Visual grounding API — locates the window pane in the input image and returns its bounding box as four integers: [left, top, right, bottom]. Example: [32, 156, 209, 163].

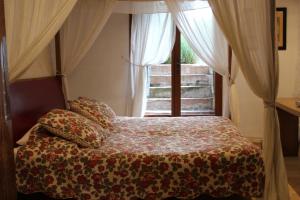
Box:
[146, 63, 172, 115]
[180, 35, 215, 115]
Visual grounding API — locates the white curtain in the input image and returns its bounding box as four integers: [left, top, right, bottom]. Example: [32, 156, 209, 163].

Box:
[4, 0, 77, 81]
[60, 0, 116, 99]
[131, 13, 175, 117]
[165, 0, 228, 77]
[208, 0, 289, 199]
[19, 44, 55, 79]
[229, 53, 240, 126]
[113, 1, 209, 14]
[165, 0, 230, 117]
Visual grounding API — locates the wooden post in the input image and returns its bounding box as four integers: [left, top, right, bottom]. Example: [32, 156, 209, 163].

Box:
[54, 31, 69, 108]
[171, 27, 181, 116]
[228, 45, 232, 79]
[214, 73, 222, 116]
[55, 31, 62, 76]
[228, 45, 232, 119]
[0, 0, 17, 199]
[129, 14, 132, 56]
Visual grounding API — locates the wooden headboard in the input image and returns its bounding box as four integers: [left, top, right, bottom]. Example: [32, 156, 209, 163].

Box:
[9, 76, 66, 144]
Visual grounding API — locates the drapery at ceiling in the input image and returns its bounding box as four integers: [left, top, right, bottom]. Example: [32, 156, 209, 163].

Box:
[4, 0, 77, 81]
[60, 0, 116, 99]
[3, 0, 289, 199]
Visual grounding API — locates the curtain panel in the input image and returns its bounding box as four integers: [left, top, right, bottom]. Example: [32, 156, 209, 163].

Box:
[229, 53, 240, 126]
[4, 0, 77, 81]
[113, 1, 209, 14]
[165, 0, 228, 77]
[130, 13, 175, 117]
[60, 0, 117, 99]
[165, 0, 230, 117]
[19, 45, 55, 80]
[208, 0, 289, 199]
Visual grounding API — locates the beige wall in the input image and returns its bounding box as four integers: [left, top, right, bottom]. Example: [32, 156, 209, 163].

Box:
[277, 0, 299, 97]
[68, 1, 300, 136]
[236, 0, 300, 138]
[68, 14, 130, 116]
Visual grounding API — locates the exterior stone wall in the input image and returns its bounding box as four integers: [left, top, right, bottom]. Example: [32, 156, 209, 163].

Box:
[146, 64, 214, 113]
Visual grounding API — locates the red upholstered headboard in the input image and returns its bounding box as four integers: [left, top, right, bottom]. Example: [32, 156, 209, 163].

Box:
[9, 76, 66, 145]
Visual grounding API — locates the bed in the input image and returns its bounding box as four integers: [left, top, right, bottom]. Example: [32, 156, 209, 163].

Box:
[10, 77, 264, 200]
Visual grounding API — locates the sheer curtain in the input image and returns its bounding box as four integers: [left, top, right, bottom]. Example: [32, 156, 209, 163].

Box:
[165, 0, 228, 77]
[113, 1, 209, 14]
[4, 0, 77, 81]
[165, 0, 229, 116]
[60, 0, 116, 99]
[209, 0, 289, 199]
[131, 13, 175, 117]
[229, 53, 240, 126]
[19, 45, 55, 79]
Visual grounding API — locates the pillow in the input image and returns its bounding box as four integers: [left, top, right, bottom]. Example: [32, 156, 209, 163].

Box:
[78, 97, 116, 120]
[19, 124, 54, 146]
[16, 124, 40, 145]
[69, 97, 116, 130]
[38, 109, 108, 148]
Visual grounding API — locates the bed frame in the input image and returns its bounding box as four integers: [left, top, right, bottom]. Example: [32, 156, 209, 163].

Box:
[0, 1, 16, 198]
[9, 76, 66, 200]
[9, 77, 249, 200]
[9, 77, 248, 200]
[10, 76, 66, 145]
[0, 1, 247, 199]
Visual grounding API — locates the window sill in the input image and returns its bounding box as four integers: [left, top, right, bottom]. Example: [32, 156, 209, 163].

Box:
[144, 110, 216, 117]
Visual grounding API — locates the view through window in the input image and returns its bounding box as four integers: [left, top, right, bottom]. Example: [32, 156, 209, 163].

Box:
[146, 35, 215, 116]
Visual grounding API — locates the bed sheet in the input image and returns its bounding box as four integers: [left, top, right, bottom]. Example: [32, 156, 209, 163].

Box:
[16, 116, 264, 199]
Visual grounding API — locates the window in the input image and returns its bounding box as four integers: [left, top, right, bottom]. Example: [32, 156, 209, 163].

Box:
[145, 28, 222, 116]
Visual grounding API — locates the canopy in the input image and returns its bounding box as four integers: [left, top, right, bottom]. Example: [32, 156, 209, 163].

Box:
[3, 1, 289, 199]
[113, 1, 209, 14]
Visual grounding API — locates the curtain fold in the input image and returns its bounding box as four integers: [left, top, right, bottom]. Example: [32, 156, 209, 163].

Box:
[165, 0, 231, 117]
[4, 0, 77, 81]
[229, 53, 240, 126]
[19, 44, 55, 79]
[208, 0, 289, 199]
[113, 1, 209, 14]
[60, 0, 117, 99]
[131, 13, 175, 117]
[165, 0, 228, 77]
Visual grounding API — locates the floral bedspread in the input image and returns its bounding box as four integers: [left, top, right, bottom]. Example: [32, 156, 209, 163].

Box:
[16, 116, 264, 200]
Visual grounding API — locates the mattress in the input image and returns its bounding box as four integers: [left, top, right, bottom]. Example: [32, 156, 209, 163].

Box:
[15, 116, 264, 199]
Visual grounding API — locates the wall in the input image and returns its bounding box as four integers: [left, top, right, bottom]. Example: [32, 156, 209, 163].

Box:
[68, 2, 299, 136]
[68, 14, 130, 116]
[236, 0, 300, 138]
[277, 0, 300, 97]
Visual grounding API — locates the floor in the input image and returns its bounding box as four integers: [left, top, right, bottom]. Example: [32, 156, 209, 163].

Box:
[285, 148, 300, 199]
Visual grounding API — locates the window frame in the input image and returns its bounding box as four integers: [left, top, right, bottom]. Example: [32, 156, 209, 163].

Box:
[144, 27, 222, 117]
[129, 16, 223, 117]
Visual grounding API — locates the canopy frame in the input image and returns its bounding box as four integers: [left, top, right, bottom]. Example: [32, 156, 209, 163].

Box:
[0, 1, 287, 199]
[0, 0, 16, 199]
[0, 0, 64, 197]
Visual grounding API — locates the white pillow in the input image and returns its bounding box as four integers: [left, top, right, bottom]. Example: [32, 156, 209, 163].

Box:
[16, 124, 39, 145]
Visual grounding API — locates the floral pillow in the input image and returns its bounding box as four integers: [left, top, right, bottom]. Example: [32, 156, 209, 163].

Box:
[38, 109, 108, 148]
[79, 97, 116, 120]
[24, 123, 56, 146]
[68, 97, 116, 130]
[16, 124, 41, 146]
